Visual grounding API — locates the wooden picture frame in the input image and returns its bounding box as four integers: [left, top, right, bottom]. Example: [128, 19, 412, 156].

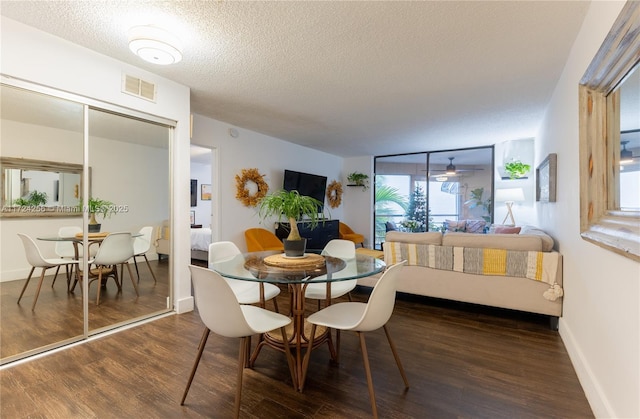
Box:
[201, 184, 211, 201]
[536, 153, 557, 202]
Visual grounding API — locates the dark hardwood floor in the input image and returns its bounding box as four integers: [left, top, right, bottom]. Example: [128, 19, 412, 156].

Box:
[1, 259, 170, 360]
[1, 281, 593, 418]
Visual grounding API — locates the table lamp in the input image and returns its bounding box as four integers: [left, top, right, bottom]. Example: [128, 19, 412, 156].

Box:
[495, 188, 525, 226]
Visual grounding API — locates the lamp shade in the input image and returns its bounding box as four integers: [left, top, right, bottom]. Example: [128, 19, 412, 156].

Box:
[495, 188, 525, 202]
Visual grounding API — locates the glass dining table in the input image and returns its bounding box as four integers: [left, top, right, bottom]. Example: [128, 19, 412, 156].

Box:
[209, 250, 385, 391]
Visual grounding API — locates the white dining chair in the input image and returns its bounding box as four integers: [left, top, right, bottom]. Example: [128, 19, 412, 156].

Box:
[304, 239, 358, 308]
[52, 226, 93, 290]
[76, 232, 139, 305]
[181, 265, 295, 418]
[301, 261, 409, 418]
[17, 233, 79, 311]
[131, 226, 157, 283]
[209, 241, 280, 312]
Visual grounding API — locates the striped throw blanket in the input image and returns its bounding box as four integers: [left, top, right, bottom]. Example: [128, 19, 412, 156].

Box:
[384, 242, 563, 301]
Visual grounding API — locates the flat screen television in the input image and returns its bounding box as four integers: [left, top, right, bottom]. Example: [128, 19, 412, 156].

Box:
[283, 169, 327, 211]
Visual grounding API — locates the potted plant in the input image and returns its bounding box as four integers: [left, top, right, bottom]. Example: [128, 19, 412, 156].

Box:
[86, 197, 116, 233]
[504, 160, 531, 179]
[347, 172, 369, 190]
[14, 190, 48, 207]
[257, 190, 325, 257]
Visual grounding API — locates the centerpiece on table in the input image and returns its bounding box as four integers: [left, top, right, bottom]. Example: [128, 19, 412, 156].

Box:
[86, 197, 116, 233]
[257, 190, 325, 257]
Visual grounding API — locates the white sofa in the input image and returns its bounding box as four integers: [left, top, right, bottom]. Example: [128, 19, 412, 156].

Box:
[357, 226, 563, 328]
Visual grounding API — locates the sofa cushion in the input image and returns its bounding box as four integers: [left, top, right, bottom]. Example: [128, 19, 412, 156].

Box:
[386, 231, 442, 245]
[443, 232, 543, 252]
[465, 219, 487, 234]
[494, 225, 521, 234]
[520, 225, 555, 251]
[444, 219, 466, 232]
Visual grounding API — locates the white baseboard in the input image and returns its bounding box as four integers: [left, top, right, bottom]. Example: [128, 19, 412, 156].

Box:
[560, 319, 614, 418]
[175, 296, 194, 314]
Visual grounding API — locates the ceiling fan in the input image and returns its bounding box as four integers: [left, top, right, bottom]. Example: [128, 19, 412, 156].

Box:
[429, 157, 485, 177]
[620, 141, 639, 164]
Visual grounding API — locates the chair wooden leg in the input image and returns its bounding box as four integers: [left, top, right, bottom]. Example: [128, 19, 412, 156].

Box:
[143, 255, 157, 283]
[279, 326, 297, 388]
[124, 263, 139, 296]
[300, 323, 317, 392]
[383, 324, 409, 388]
[96, 270, 103, 305]
[51, 265, 62, 287]
[235, 337, 246, 419]
[17, 267, 36, 304]
[133, 256, 141, 281]
[272, 296, 279, 313]
[181, 328, 210, 405]
[30, 268, 48, 311]
[358, 332, 378, 419]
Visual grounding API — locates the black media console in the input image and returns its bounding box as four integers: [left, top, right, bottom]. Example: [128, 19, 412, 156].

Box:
[274, 219, 340, 251]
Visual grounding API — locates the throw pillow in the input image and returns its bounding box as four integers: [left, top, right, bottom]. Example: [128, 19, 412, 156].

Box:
[465, 220, 487, 234]
[444, 219, 466, 232]
[494, 226, 521, 234]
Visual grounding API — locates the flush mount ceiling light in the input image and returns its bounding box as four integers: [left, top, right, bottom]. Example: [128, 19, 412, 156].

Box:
[128, 25, 182, 65]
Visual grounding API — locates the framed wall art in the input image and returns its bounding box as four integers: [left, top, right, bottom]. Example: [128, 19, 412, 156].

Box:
[536, 153, 557, 202]
[201, 184, 211, 201]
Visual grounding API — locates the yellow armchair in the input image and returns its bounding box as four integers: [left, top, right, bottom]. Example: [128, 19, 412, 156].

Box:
[339, 222, 365, 247]
[244, 228, 285, 252]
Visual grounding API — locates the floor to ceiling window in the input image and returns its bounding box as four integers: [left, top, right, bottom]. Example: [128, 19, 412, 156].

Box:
[374, 146, 494, 249]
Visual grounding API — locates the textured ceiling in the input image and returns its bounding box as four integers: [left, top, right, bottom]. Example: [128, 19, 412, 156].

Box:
[0, 1, 590, 158]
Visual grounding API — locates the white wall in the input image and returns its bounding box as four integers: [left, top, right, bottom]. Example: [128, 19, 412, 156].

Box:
[343, 156, 375, 247]
[190, 115, 344, 251]
[1, 17, 193, 313]
[535, 2, 639, 417]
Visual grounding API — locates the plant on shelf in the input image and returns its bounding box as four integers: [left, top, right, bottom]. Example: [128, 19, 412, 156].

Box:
[14, 190, 48, 207]
[347, 172, 369, 190]
[257, 190, 325, 256]
[85, 197, 116, 232]
[504, 160, 531, 179]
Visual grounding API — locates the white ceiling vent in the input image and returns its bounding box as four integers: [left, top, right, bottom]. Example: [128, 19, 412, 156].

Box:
[122, 74, 156, 102]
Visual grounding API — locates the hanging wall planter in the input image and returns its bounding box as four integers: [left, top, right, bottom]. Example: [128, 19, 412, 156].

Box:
[346, 172, 369, 190]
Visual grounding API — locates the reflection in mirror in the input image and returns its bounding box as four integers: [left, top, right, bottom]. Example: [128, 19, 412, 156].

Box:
[0, 84, 85, 362]
[87, 107, 171, 334]
[618, 63, 640, 210]
[578, 1, 640, 261]
[1, 157, 83, 216]
[374, 147, 493, 249]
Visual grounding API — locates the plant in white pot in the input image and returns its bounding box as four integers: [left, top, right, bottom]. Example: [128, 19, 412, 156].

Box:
[257, 190, 325, 257]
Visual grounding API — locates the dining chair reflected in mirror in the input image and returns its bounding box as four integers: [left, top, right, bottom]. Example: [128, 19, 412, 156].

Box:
[181, 265, 295, 418]
[75, 232, 138, 305]
[52, 226, 81, 290]
[209, 241, 280, 312]
[17, 233, 79, 311]
[301, 261, 409, 418]
[131, 226, 157, 283]
[304, 239, 357, 309]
